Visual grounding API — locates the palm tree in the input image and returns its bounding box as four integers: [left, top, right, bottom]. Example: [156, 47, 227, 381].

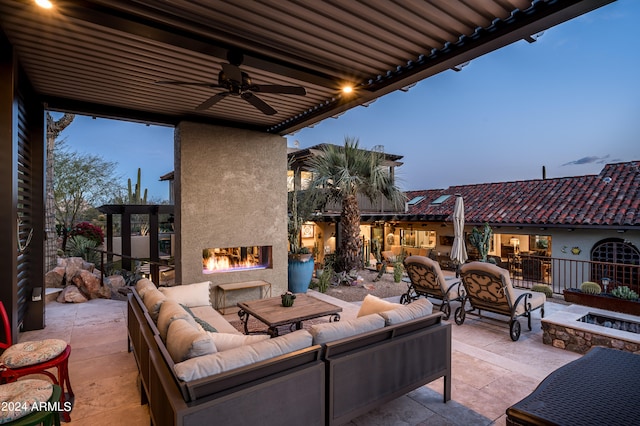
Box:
[308, 137, 405, 272]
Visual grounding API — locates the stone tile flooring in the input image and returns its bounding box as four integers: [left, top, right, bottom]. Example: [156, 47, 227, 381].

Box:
[19, 292, 580, 425]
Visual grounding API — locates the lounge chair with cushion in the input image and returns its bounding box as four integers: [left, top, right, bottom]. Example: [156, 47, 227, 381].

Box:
[456, 261, 545, 341]
[402, 255, 464, 320]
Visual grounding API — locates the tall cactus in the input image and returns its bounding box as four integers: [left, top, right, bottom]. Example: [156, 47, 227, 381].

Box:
[127, 168, 148, 204]
[469, 223, 492, 262]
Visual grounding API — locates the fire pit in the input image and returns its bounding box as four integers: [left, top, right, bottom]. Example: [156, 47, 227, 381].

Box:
[542, 304, 640, 354]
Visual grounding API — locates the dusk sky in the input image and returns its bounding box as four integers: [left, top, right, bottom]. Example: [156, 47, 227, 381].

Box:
[55, 0, 639, 201]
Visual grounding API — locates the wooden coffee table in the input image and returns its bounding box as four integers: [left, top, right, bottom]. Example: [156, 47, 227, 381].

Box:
[237, 294, 342, 337]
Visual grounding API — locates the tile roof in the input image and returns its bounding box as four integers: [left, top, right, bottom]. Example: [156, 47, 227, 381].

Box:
[404, 161, 640, 227]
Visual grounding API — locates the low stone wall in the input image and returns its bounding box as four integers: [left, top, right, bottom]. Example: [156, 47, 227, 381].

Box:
[542, 322, 640, 354]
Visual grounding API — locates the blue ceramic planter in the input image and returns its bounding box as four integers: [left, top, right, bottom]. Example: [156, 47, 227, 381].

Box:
[288, 257, 314, 293]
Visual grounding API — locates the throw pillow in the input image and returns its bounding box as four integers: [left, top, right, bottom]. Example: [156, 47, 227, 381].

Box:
[357, 294, 401, 317]
[206, 332, 270, 351]
[309, 314, 385, 345]
[158, 281, 211, 307]
[379, 298, 434, 326]
[166, 318, 217, 363]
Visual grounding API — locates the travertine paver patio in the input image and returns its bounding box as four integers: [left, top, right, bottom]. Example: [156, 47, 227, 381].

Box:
[19, 291, 579, 425]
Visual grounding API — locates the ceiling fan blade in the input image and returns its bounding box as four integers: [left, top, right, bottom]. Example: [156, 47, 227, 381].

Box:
[156, 80, 221, 88]
[251, 85, 306, 95]
[241, 92, 277, 115]
[195, 92, 230, 111]
[221, 63, 243, 83]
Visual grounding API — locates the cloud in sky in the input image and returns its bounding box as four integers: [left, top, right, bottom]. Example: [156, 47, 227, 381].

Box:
[561, 155, 611, 166]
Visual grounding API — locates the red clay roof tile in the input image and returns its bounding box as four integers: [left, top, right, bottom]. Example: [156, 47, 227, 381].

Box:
[404, 161, 640, 227]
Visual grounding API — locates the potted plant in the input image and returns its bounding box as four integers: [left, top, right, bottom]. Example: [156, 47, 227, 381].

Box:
[287, 190, 315, 293]
[281, 291, 296, 307]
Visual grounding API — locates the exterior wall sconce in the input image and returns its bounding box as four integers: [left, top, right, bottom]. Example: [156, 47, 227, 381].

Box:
[601, 277, 610, 293]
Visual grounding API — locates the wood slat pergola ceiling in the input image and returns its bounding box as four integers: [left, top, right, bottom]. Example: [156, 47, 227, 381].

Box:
[0, 0, 614, 135]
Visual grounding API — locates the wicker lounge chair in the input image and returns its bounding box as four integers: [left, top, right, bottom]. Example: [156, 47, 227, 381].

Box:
[402, 255, 464, 320]
[456, 261, 545, 341]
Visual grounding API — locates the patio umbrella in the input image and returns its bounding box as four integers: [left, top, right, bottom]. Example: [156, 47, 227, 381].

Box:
[450, 194, 468, 276]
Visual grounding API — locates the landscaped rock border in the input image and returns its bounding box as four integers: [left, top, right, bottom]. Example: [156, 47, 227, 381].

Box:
[47, 256, 128, 302]
[542, 322, 640, 354]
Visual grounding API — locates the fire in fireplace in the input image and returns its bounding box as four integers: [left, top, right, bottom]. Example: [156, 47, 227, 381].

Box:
[203, 246, 272, 274]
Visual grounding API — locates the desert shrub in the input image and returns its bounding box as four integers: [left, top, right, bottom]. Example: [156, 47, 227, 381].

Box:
[66, 235, 100, 264]
[70, 221, 104, 245]
[580, 281, 601, 295]
[531, 284, 553, 298]
[393, 260, 404, 283]
[316, 266, 333, 293]
[611, 286, 639, 301]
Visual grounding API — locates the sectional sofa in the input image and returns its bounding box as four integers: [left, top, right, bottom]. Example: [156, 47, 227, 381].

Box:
[127, 280, 451, 426]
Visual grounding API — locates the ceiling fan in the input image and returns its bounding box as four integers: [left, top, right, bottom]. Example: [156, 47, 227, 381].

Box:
[156, 50, 306, 115]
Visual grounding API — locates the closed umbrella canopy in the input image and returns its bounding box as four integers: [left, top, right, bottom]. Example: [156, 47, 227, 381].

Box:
[450, 195, 468, 271]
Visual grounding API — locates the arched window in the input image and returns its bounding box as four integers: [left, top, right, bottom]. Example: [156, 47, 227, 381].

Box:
[590, 238, 640, 287]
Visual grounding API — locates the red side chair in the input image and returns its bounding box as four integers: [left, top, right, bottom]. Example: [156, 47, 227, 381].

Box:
[0, 301, 73, 422]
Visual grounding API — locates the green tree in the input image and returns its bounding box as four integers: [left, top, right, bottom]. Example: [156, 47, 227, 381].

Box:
[54, 141, 123, 250]
[307, 137, 405, 272]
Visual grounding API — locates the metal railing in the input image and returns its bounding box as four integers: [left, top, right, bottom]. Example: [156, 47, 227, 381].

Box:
[508, 254, 640, 295]
[88, 248, 172, 287]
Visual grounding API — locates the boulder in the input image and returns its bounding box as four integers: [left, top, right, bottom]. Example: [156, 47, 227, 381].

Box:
[82, 260, 95, 272]
[64, 257, 86, 280]
[71, 269, 110, 299]
[45, 266, 65, 288]
[56, 285, 88, 303]
[105, 275, 126, 290]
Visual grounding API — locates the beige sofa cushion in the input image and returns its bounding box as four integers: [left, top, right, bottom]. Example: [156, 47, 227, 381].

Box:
[309, 314, 385, 345]
[166, 318, 217, 363]
[190, 306, 240, 335]
[357, 294, 401, 317]
[157, 299, 194, 341]
[379, 298, 434, 325]
[207, 332, 270, 351]
[158, 281, 211, 307]
[174, 330, 312, 382]
[135, 278, 156, 298]
[143, 288, 166, 321]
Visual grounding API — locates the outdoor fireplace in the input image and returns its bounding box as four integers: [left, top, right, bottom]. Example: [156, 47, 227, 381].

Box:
[175, 123, 286, 290]
[203, 246, 272, 274]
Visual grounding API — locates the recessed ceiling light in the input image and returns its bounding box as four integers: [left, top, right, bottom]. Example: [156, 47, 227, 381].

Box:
[342, 85, 353, 94]
[35, 0, 53, 9]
